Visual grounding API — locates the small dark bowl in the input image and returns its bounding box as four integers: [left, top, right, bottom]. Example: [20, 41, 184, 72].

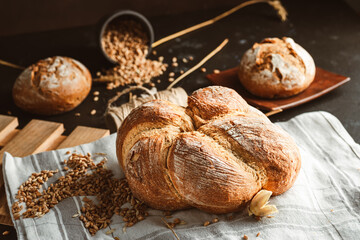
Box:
[98, 10, 154, 64]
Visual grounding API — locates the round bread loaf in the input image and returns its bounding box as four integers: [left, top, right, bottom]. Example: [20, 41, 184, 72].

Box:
[238, 37, 316, 99]
[13, 56, 92, 115]
[116, 86, 301, 214]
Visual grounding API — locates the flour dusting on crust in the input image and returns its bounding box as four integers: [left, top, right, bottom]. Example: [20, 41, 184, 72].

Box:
[12, 56, 91, 115]
[238, 37, 316, 98]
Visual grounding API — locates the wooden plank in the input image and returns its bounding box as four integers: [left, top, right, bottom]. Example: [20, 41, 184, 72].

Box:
[0, 119, 64, 185]
[47, 135, 66, 150]
[0, 185, 12, 226]
[0, 129, 19, 147]
[0, 119, 64, 225]
[56, 126, 109, 149]
[0, 214, 12, 226]
[0, 115, 19, 226]
[0, 115, 18, 147]
[0, 119, 64, 166]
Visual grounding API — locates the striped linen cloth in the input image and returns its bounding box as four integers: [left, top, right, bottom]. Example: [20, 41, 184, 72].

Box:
[3, 111, 360, 240]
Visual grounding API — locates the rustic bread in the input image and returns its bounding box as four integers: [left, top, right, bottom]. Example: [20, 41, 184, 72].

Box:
[13, 56, 92, 115]
[238, 37, 316, 99]
[116, 86, 301, 214]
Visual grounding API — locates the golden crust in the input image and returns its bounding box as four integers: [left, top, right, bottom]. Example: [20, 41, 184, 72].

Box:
[199, 114, 301, 195]
[187, 86, 248, 127]
[238, 37, 316, 99]
[116, 100, 195, 169]
[125, 134, 190, 210]
[116, 86, 301, 214]
[12, 56, 91, 115]
[168, 131, 260, 214]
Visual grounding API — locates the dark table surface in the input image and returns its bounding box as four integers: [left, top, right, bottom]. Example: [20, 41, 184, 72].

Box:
[1, 0, 359, 238]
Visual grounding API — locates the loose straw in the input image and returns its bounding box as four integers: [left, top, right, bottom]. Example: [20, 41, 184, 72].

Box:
[160, 217, 180, 240]
[0, 59, 25, 70]
[265, 108, 283, 117]
[152, 0, 287, 48]
[107, 86, 154, 107]
[167, 38, 229, 90]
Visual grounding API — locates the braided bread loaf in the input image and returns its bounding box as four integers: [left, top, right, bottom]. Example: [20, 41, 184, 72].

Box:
[116, 86, 301, 214]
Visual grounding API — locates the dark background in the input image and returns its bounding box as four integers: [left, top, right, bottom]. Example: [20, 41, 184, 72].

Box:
[1, 0, 360, 36]
[1, 0, 360, 238]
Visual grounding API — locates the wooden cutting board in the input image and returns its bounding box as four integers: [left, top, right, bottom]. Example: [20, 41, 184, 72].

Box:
[0, 114, 110, 226]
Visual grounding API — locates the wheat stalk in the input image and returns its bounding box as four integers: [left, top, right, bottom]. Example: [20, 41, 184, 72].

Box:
[160, 217, 180, 240]
[167, 39, 229, 90]
[265, 108, 283, 117]
[152, 0, 287, 48]
[107, 86, 155, 107]
[0, 59, 25, 70]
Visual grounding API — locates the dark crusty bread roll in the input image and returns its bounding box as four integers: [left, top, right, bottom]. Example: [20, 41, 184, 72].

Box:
[13, 56, 92, 115]
[238, 37, 316, 99]
[116, 86, 301, 214]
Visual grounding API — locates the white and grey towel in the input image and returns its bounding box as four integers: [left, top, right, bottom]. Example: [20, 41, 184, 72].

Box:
[3, 111, 360, 240]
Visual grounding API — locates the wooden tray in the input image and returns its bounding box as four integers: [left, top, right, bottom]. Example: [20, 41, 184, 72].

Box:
[206, 67, 350, 111]
[0, 114, 110, 226]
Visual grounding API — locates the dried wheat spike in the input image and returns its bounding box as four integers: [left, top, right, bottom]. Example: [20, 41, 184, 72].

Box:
[248, 190, 278, 217]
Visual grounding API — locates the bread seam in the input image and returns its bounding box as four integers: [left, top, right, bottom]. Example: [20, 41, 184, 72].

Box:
[198, 123, 268, 188]
[166, 132, 260, 212]
[163, 140, 188, 204]
[184, 104, 263, 187]
[121, 126, 179, 168]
